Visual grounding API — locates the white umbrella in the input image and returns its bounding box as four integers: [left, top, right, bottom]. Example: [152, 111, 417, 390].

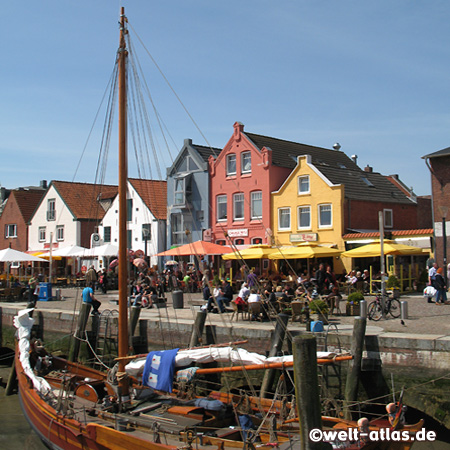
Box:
[0, 248, 47, 262]
[73, 243, 119, 257]
[49, 245, 88, 257]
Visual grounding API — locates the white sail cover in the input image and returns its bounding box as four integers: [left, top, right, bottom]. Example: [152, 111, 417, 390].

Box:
[125, 346, 339, 377]
[13, 309, 53, 395]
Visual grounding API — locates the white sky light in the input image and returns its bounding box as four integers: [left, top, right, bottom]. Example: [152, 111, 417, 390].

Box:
[2, 1, 450, 196]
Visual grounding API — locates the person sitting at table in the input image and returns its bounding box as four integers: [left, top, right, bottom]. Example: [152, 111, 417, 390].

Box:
[324, 284, 342, 315]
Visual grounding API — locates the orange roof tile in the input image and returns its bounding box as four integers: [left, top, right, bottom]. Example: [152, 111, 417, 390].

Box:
[129, 178, 167, 220]
[343, 229, 434, 240]
[52, 181, 118, 220]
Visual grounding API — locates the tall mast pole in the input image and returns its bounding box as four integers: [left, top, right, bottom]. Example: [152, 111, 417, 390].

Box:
[118, 6, 129, 399]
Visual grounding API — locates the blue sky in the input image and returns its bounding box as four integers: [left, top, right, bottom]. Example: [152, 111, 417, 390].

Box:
[2, 1, 450, 196]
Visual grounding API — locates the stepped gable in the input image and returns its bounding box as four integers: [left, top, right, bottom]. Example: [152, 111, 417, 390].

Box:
[245, 131, 411, 205]
[128, 178, 167, 220]
[52, 181, 118, 220]
[13, 189, 46, 222]
[192, 143, 221, 162]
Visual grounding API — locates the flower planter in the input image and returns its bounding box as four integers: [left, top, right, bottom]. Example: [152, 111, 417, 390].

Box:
[346, 304, 360, 316]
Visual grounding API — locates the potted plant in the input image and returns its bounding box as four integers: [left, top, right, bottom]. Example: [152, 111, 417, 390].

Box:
[346, 291, 364, 316]
[309, 299, 329, 324]
[386, 275, 401, 298]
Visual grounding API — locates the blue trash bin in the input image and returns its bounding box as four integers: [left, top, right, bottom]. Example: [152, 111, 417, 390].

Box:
[37, 283, 52, 301]
[310, 320, 324, 332]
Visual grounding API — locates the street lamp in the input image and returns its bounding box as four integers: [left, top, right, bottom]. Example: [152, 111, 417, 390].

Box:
[439, 205, 448, 285]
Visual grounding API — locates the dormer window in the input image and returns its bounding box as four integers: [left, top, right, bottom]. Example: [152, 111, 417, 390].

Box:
[227, 154, 236, 176]
[241, 152, 251, 174]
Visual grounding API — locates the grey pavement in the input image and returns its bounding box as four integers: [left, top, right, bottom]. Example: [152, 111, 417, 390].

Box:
[5, 287, 450, 338]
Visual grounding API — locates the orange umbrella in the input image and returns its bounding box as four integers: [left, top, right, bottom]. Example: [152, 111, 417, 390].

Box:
[156, 240, 232, 257]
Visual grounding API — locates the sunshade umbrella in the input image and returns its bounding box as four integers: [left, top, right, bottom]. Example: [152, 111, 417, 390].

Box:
[49, 245, 87, 257]
[0, 248, 47, 262]
[156, 240, 232, 257]
[341, 240, 425, 258]
[133, 258, 147, 270]
[222, 244, 279, 260]
[268, 243, 342, 260]
[109, 259, 119, 269]
[72, 243, 119, 257]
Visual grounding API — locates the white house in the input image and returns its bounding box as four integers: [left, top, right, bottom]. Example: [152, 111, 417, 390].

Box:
[98, 178, 167, 268]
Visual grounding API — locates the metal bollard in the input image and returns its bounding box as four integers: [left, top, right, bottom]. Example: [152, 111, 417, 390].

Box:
[401, 300, 408, 320]
[359, 299, 367, 318]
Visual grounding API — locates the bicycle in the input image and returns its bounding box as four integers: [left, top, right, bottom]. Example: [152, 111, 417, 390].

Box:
[368, 294, 401, 321]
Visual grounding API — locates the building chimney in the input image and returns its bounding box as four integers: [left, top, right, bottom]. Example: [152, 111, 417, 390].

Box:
[351, 155, 358, 165]
[40, 180, 48, 189]
[364, 165, 373, 173]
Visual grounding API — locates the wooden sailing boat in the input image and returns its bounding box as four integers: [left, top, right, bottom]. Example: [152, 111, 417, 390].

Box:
[13, 8, 423, 450]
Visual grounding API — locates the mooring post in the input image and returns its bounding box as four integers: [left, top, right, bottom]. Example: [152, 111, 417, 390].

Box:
[129, 306, 141, 336]
[344, 317, 367, 420]
[69, 303, 91, 362]
[189, 310, 207, 347]
[293, 334, 332, 450]
[260, 313, 289, 398]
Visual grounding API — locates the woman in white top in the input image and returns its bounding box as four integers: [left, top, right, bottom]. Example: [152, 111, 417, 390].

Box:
[247, 289, 261, 303]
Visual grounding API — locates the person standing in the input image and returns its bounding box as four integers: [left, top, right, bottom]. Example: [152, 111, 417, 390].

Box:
[28, 273, 39, 306]
[82, 285, 101, 315]
[85, 265, 98, 291]
[434, 268, 447, 305]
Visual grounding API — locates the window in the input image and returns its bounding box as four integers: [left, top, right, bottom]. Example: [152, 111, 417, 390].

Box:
[127, 230, 132, 248]
[241, 152, 251, 174]
[104, 226, 111, 243]
[235, 239, 245, 246]
[5, 224, 17, 238]
[171, 214, 192, 245]
[56, 225, 64, 241]
[174, 178, 185, 205]
[298, 206, 311, 229]
[384, 209, 393, 228]
[217, 195, 227, 221]
[47, 199, 56, 221]
[278, 208, 291, 230]
[39, 227, 46, 242]
[216, 240, 226, 245]
[127, 199, 133, 222]
[298, 175, 310, 194]
[142, 223, 151, 241]
[233, 193, 244, 221]
[226, 154, 236, 176]
[318, 204, 332, 228]
[251, 191, 262, 219]
[252, 237, 263, 245]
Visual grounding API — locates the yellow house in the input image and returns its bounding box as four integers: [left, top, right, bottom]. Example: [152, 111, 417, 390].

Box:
[271, 155, 345, 272]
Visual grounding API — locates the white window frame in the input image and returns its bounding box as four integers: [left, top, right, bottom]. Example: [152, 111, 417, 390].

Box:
[251, 191, 262, 220]
[174, 178, 185, 206]
[38, 227, 46, 242]
[384, 209, 393, 228]
[226, 154, 236, 176]
[233, 193, 244, 221]
[278, 207, 291, 231]
[217, 195, 227, 222]
[56, 225, 64, 241]
[297, 205, 311, 230]
[318, 204, 332, 228]
[298, 175, 310, 195]
[47, 198, 56, 221]
[241, 151, 251, 174]
[5, 224, 17, 238]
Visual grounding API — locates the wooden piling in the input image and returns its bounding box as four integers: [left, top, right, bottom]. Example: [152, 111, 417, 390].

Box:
[260, 313, 289, 398]
[129, 306, 141, 337]
[189, 311, 207, 347]
[293, 334, 331, 450]
[344, 317, 367, 420]
[69, 303, 91, 362]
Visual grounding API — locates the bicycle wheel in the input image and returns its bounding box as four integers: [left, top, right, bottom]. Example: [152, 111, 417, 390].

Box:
[389, 299, 401, 318]
[368, 300, 382, 321]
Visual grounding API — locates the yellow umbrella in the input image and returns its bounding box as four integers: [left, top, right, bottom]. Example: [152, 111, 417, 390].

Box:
[222, 244, 280, 260]
[268, 243, 342, 260]
[341, 240, 425, 258]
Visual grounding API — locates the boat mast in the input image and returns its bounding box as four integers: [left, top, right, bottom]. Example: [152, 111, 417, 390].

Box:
[118, 6, 129, 398]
